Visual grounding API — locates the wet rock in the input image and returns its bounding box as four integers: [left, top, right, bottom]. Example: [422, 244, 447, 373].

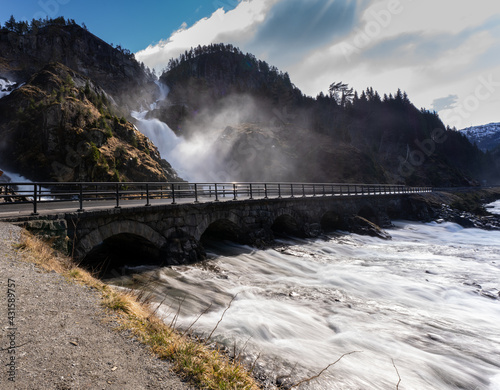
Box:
[480, 290, 499, 300]
[344, 216, 392, 240]
[453, 215, 476, 228]
[304, 223, 322, 238]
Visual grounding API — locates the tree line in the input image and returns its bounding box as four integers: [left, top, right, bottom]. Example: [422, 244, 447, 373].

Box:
[0, 15, 86, 35]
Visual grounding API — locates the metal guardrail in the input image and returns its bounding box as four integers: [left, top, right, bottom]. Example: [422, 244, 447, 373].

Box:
[0, 182, 432, 216]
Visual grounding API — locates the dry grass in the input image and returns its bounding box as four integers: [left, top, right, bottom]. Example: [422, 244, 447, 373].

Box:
[15, 230, 261, 390]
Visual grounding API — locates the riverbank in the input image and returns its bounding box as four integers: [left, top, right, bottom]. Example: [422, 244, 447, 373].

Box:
[403, 187, 500, 229]
[0, 223, 259, 390]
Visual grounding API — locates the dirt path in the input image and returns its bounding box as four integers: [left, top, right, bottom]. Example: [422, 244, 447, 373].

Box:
[0, 222, 195, 390]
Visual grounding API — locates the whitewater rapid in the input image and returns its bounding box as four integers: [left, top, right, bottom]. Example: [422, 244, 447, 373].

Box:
[488, 200, 500, 215]
[109, 218, 500, 389]
[0, 78, 17, 99]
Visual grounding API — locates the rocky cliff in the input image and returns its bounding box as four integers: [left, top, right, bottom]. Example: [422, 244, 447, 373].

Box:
[0, 21, 157, 110]
[0, 19, 180, 183]
[0, 62, 178, 182]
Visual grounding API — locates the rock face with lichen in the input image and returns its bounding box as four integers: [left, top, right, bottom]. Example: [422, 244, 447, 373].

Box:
[0, 20, 180, 182]
[0, 63, 178, 182]
[0, 22, 157, 110]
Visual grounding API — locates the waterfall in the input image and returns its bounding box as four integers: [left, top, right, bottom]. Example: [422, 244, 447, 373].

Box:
[131, 83, 227, 182]
[0, 78, 17, 99]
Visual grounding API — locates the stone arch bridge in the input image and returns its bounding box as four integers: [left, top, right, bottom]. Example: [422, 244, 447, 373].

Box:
[2, 181, 430, 268]
[67, 194, 409, 266]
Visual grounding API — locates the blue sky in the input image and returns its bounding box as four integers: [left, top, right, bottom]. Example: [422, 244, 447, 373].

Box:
[0, 0, 239, 52]
[2, 0, 500, 128]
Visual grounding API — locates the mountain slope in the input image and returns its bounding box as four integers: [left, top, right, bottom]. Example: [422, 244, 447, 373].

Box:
[460, 123, 500, 152]
[1, 20, 496, 186]
[154, 44, 493, 186]
[0, 18, 157, 110]
[0, 18, 180, 183]
[0, 62, 178, 182]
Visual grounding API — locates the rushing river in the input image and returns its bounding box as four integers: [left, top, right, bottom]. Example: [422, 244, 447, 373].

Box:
[109, 212, 500, 389]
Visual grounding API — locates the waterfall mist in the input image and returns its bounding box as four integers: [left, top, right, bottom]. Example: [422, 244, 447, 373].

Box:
[132, 84, 301, 182]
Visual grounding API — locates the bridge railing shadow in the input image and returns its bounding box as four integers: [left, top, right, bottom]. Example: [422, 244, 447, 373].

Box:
[0, 181, 432, 216]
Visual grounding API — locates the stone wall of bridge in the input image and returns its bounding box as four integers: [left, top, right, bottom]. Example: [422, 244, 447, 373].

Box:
[62, 194, 406, 267]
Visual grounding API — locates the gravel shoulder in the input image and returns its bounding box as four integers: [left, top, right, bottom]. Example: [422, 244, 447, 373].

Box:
[0, 222, 195, 390]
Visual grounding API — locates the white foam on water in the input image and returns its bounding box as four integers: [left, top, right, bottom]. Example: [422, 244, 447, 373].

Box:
[487, 200, 500, 215]
[113, 221, 500, 389]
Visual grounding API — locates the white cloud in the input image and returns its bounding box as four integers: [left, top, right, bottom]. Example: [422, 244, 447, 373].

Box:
[135, 0, 277, 72]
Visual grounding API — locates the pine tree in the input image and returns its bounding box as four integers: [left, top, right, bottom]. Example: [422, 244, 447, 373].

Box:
[5, 15, 16, 31]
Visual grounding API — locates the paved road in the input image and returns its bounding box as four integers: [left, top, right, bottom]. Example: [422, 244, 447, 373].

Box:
[0, 188, 426, 220]
[0, 194, 246, 219]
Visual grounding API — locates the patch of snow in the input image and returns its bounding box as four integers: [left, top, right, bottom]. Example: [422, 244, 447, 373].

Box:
[460, 122, 500, 151]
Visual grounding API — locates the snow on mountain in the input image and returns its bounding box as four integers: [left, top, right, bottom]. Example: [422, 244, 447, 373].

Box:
[460, 122, 500, 152]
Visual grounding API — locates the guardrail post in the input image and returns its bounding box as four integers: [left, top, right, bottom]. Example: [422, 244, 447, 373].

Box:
[77, 183, 84, 212]
[233, 184, 237, 200]
[171, 183, 176, 204]
[339, 185, 343, 196]
[115, 184, 121, 209]
[145, 184, 151, 206]
[214, 184, 219, 202]
[249, 184, 253, 200]
[312, 184, 316, 197]
[264, 184, 268, 199]
[290, 184, 294, 198]
[32, 184, 39, 215]
[194, 184, 199, 203]
[323, 185, 326, 196]
[302, 184, 306, 197]
[278, 184, 281, 198]
[170, 183, 176, 204]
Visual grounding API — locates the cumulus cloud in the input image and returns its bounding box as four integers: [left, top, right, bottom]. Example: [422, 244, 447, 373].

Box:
[135, 0, 278, 72]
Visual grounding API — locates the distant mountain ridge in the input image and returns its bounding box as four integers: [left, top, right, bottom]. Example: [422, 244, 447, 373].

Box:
[460, 123, 500, 152]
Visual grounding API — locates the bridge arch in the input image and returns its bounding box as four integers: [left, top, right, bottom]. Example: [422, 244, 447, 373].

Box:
[76, 221, 168, 275]
[271, 210, 305, 237]
[320, 211, 343, 231]
[201, 218, 247, 244]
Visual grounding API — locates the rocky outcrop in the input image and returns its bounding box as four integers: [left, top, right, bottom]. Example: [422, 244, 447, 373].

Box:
[342, 216, 392, 240]
[0, 23, 157, 110]
[401, 188, 500, 229]
[0, 63, 179, 182]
